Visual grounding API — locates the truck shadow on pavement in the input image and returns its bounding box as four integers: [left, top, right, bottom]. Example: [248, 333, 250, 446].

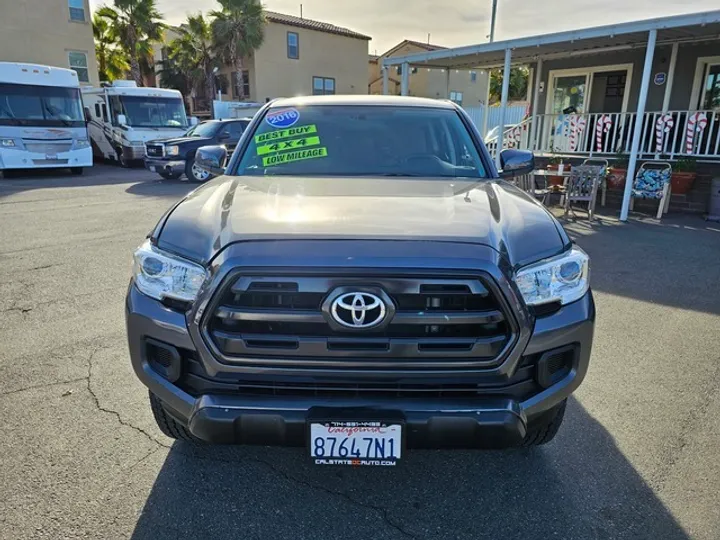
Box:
[562, 215, 720, 315]
[130, 398, 689, 540]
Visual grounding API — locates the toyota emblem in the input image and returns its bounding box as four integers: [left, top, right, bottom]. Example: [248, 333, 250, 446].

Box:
[330, 292, 387, 329]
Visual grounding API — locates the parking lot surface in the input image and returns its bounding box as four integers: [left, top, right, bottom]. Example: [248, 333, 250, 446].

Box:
[1, 165, 719, 539]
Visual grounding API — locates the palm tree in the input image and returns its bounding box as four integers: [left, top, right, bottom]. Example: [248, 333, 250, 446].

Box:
[93, 13, 129, 82]
[96, 0, 164, 86]
[211, 0, 265, 100]
[169, 14, 219, 101]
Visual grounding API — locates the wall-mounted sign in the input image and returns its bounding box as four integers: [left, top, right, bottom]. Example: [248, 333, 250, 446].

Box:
[654, 72, 667, 86]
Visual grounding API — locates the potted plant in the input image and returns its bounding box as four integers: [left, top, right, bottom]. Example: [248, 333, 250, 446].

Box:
[546, 152, 566, 187]
[671, 157, 697, 195]
[607, 151, 629, 190]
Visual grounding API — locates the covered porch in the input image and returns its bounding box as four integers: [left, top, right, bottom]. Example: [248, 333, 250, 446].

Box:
[381, 10, 720, 220]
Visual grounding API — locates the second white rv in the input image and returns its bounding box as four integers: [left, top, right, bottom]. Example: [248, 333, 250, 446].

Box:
[82, 81, 195, 166]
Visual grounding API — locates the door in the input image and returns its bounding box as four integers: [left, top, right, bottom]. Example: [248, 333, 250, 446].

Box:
[550, 74, 589, 115]
[218, 121, 247, 153]
[699, 63, 720, 111]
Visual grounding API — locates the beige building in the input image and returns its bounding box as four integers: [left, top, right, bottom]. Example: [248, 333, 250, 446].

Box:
[369, 40, 489, 107]
[0, 0, 99, 86]
[160, 11, 370, 113]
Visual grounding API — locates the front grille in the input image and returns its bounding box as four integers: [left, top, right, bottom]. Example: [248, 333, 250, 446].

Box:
[145, 144, 164, 157]
[178, 354, 540, 400]
[23, 140, 73, 154]
[204, 274, 515, 368]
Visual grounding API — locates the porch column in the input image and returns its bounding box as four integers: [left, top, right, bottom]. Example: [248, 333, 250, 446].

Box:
[382, 63, 389, 95]
[529, 58, 543, 151]
[620, 29, 657, 221]
[496, 48, 512, 168]
[661, 42, 678, 112]
[400, 62, 410, 96]
[446, 69, 451, 99]
[481, 70, 491, 137]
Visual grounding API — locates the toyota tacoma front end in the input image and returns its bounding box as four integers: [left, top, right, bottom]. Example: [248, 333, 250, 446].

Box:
[126, 96, 594, 465]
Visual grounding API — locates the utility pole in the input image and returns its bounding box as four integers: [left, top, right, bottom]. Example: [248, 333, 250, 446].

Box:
[489, 0, 498, 42]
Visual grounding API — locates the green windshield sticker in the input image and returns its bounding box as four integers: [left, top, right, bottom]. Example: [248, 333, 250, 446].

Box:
[256, 136, 321, 156]
[254, 124, 317, 144]
[262, 147, 328, 167]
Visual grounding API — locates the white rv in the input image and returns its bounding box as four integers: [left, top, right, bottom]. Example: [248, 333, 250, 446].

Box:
[0, 62, 92, 176]
[82, 81, 196, 166]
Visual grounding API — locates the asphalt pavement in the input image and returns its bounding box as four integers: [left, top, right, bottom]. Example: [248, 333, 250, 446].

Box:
[1, 164, 719, 539]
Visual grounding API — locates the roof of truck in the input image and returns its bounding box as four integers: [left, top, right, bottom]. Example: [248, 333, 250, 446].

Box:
[269, 95, 456, 109]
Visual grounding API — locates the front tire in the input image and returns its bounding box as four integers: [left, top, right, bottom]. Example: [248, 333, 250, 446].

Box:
[149, 391, 199, 442]
[185, 157, 213, 182]
[117, 147, 130, 168]
[521, 399, 567, 446]
[70, 167, 84, 175]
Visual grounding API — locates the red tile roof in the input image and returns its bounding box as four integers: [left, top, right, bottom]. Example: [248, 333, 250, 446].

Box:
[265, 11, 371, 41]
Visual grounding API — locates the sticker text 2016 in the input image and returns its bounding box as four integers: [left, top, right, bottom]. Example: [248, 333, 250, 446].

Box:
[262, 147, 328, 166]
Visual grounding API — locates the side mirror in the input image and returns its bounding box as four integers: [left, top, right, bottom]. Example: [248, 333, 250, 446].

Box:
[189, 116, 199, 126]
[84, 107, 91, 123]
[195, 145, 227, 176]
[498, 149, 535, 179]
[117, 114, 127, 126]
[218, 131, 230, 141]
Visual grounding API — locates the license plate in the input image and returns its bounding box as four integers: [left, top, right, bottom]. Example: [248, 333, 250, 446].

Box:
[310, 421, 402, 466]
[149, 166, 156, 172]
[46, 154, 57, 160]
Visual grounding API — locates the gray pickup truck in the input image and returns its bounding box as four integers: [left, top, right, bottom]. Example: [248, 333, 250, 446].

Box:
[126, 95, 594, 466]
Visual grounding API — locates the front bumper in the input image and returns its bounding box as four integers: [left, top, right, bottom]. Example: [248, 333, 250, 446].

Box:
[126, 283, 595, 447]
[0, 148, 92, 170]
[144, 158, 186, 176]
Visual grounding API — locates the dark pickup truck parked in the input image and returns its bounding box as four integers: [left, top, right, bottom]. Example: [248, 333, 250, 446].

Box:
[144, 118, 250, 181]
[127, 96, 594, 466]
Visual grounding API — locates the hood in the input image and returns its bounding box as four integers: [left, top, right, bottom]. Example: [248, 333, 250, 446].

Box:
[156, 176, 570, 267]
[147, 136, 211, 146]
[125, 127, 187, 143]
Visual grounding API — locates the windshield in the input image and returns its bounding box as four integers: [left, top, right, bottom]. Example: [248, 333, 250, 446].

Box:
[0, 83, 84, 127]
[185, 121, 220, 138]
[114, 96, 187, 128]
[236, 105, 486, 178]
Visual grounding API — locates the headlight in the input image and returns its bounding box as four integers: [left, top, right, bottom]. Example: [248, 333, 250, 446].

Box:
[132, 240, 207, 302]
[514, 246, 589, 306]
[1, 138, 16, 147]
[165, 145, 179, 156]
[74, 138, 90, 149]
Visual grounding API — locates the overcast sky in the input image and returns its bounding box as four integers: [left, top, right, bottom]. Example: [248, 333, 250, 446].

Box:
[88, 1, 719, 54]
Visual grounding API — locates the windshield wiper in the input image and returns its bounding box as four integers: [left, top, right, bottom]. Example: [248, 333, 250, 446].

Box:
[43, 104, 72, 126]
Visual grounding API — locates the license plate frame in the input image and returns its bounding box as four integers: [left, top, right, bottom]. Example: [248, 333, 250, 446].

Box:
[308, 419, 404, 467]
[149, 165, 156, 172]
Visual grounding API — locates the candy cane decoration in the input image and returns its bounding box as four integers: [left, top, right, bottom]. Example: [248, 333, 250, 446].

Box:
[655, 114, 674, 153]
[685, 111, 708, 154]
[569, 115, 587, 152]
[595, 115, 612, 152]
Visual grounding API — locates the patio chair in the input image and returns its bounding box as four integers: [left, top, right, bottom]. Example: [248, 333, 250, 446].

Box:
[514, 173, 551, 205]
[581, 158, 609, 206]
[563, 164, 605, 221]
[629, 161, 672, 220]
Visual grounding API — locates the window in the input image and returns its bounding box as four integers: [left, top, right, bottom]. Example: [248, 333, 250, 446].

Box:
[701, 63, 720, 111]
[312, 77, 335, 95]
[0, 83, 84, 127]
[109, 95, 187, 127]
[232, 70, 250, 99]
[237, 105, 486, 178]
[470, 71, 477, 83]
[68, 51, 89, 83]
[287, 32, 299, 59]
[449, 91, 463, 105]
[396, 66, 402, 76]
[94, 103, 101, 118]
[68, 0, 85, 21]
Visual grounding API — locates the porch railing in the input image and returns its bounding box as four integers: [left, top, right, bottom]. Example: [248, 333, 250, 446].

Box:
[487, 110, 720, 160]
